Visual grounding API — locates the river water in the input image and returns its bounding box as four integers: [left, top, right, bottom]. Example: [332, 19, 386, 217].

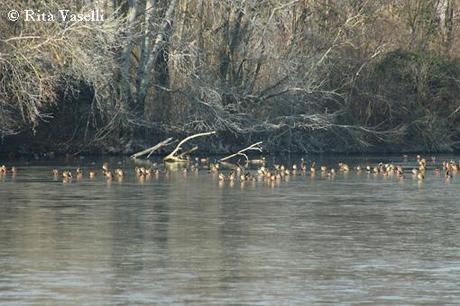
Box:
[1, 156, 460, 305]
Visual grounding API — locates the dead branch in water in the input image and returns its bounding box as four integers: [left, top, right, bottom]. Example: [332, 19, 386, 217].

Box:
[164, 131, 216, 162]
[130, 137, 175, 159]
[219, 142, 263, 162]
[178, 146, 198, 159]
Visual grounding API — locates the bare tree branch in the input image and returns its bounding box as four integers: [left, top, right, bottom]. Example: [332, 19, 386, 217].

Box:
[219, 141, 263, 162]
[164, 131, 216, 162]
[130, 137, 175, 159]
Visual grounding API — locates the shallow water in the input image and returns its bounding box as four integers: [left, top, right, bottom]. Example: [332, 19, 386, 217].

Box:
[1, 156, 460, 305]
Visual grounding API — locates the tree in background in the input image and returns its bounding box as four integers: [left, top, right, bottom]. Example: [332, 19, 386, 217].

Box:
[1, 0, 460, 153]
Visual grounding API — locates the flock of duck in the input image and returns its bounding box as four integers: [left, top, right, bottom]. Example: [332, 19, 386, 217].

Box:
[213, 155, 458, 183]
[0, 155, 459, 184]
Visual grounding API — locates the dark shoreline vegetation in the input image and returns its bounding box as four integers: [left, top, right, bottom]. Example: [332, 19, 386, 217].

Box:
[1, 1, 460, 156]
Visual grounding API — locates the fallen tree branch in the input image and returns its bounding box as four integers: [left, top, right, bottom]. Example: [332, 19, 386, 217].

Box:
[178, 146, 198, 159]
[164, 131, 216, 162]
[219, 141, 263, 162]
[130, 137, 175, 159]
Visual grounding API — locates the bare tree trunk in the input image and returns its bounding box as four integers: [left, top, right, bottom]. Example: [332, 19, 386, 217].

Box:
[136, 0, 178, 110]
[121, 0, 141, 103]
[436, 0, 455, 54]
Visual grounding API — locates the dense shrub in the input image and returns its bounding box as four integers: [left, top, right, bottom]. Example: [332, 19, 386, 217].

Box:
[349, 50, 460, 152]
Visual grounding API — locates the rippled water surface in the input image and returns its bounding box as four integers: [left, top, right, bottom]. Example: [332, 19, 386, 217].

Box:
[1, 156, 460, 305]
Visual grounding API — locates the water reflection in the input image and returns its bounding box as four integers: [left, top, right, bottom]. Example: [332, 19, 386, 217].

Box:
[0, 157, 460, 304]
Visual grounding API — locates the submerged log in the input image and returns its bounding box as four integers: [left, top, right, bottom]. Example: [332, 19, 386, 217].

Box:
[164, 131, 216, 162]
[130, 137, 175, 159]
[219, 142, 263, 163]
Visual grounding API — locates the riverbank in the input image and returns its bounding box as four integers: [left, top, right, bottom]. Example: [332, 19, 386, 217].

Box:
[2, 129, 460, 159]
[3, 49, 460, 156]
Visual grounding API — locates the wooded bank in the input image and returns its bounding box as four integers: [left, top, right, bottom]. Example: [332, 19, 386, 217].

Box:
[1, 0, 460, 154]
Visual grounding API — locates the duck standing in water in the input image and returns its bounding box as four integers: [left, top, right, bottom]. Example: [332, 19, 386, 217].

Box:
[445, 169, 453, 179]
[116, 169, 124, 178]
[102, 162, 109, 173]
[210, 163, 220, 173]
[76, 168, 83, 179]
[301, 158, 307, 172]
[62, 170, 72, 181]
[396, 166, 404, 178]
[310, 162, 316, 174]
[327, 169, 336, 177]
[89, 170, 97, 179]
[228, 170, 236, 181]
[417, 172, 425, 181]
[105, 170, 114, 180]
[418, 158, 427, 173]
[338, 163, 349, 172]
